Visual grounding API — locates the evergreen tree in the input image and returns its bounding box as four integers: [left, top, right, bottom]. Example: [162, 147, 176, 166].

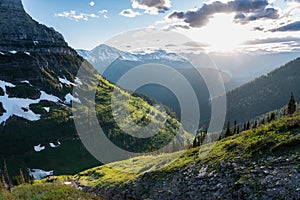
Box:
[243, 123, 247, 131]
[253, 121, 257, 129]
[192, 137, 197, 148]
[287, 93, 296, 115]
[2, 160, 12, 191]
[246, 121, 250, 130]
[19, 169, 25, 185]
[269, 112, 276, 122]
[224, 121, 232, 138]
[233, 120, 237, 134]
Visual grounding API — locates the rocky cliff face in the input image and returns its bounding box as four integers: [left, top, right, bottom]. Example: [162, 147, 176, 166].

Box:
[0, 0, 72, 54]
[0, 0, 94, 176]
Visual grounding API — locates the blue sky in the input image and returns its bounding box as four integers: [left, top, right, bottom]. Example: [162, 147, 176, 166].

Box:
[22, 0, 300, 53]
[22, 0, 197, 50]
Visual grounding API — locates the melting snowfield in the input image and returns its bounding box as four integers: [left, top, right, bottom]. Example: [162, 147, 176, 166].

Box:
[34, 144, 45, 152]
[0, 80, 60, 125]
[28, 168, 53, 180]
[0, 79, 83, 125]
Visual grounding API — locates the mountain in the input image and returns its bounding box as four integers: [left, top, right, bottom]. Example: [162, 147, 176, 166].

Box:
[76, 49, 90, 59]
[81, 45, 300, 128]
[0, 0, 188, 178]
[47, 110, 300, 199]
[226, 57, 300, 123]
[79, 46, 300, 90]
[81, 45, 234, 127]
[83, 44, 187, 73]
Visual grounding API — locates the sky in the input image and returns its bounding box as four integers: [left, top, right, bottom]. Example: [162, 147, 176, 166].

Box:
[22, 0, 300, 53]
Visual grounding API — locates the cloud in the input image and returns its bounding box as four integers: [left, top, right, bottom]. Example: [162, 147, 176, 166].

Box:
[252, 26, 264, 31]
[182, 41, 207, 47]
[99, 10, 108, 14]
[285, 0, 300, 2]
[55, 10, 99, 21]
[89, 1, 95, 7]
[132, 0, 171, 14]
[235, 8, 279, 23]
[270, 21, 300, 32]
[244, 36, 300, 45]
[99, 9, 109, 19]
[168, 0, 278, 28]
[119, 9, 141, 18]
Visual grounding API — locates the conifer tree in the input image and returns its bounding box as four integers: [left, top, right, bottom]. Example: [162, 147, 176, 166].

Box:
[19, 169, 25, 185]
[287, 93, 296, 115]
[246, 121, 250, 130]
[2, 160, 12, 191]
[224, 121, 232, 138]
[233, 120, 237, 134]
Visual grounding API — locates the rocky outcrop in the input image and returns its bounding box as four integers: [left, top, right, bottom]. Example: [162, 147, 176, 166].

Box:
[88, 153, 300, 200]
[0, 0, 73, 54]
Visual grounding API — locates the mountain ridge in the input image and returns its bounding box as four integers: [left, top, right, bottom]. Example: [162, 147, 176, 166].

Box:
[0, 0, 188, 178]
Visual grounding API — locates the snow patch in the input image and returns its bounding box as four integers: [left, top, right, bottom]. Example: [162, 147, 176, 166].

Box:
[0, 80, 61, 125]
[20, 80, 33, 86]
[58, 76, 76, 86]
[9, 50, 17, 54]
[75, 77, 83, 85]
[34, 144, 45, 152]
[49, 141, 61, 148]
[0, 52, 4, 55]
[24, 52, 30, 56]
[40, 91, 60, 103]
[0, 80, 15, 93]
[33, 41, 39, 45]
[64, 93, 81, 104]
[28, 169, 53, 180]
[43, 107, 50, 112]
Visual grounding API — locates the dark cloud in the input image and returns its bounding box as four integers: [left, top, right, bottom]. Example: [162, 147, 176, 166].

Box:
[252, 26, 264, 31]
[182, 41, 207, 47]
[132, 0, 171, 13]
[244, 36, 300, 45]
[168, 0, 278, 28]
[270, 21, 300, 32]
[235, 8, 279, 24]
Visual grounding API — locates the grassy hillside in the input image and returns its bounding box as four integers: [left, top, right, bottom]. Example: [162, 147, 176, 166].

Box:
[43, 111, 300, 199]
[0, 183, 101, 200]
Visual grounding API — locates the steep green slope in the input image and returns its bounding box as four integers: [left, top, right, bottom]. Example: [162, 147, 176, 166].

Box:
[63, 111, 300, 199]
[226, 57, 300, 123]
[0, 0, 189, 178]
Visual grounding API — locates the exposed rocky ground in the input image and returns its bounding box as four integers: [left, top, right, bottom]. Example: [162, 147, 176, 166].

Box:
[86, 153, 300, 200]
[71, 115, 300, 200]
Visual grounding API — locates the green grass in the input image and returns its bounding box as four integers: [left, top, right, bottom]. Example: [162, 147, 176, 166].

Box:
[0, 183, 101, 200]
[67, 111, 300, 188]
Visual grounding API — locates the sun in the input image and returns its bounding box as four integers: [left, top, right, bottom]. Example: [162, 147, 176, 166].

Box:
[182, 13, 249, 53]
[204, 14, 247, 52]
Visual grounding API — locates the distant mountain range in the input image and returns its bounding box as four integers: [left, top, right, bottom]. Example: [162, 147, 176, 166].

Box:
[77, 46, 300, 90]
[77, 45, 300, 127]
